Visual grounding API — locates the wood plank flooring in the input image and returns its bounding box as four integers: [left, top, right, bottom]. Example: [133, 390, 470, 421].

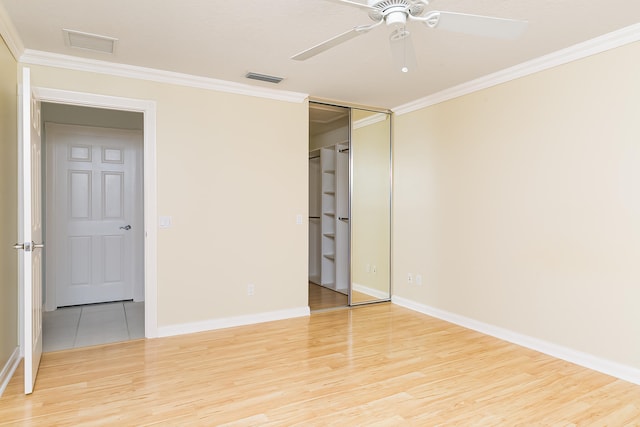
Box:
[308, 282, 347, 311]
[308, 282, 384, 311]
[2, 303, 640, 425]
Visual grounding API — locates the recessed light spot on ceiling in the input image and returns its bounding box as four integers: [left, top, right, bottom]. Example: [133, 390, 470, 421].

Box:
[245, 72, 284, 84]
[63, 29, 118, 54]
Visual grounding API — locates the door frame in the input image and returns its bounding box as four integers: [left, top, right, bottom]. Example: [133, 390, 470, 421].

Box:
[27, 86, 158, 338]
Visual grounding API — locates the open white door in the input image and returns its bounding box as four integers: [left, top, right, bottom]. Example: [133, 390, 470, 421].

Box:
[16, 67, 43, 394]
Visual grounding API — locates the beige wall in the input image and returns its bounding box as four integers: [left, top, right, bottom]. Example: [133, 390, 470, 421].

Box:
[0, 37, 18, 371]
[393, 41, 640, 368]
[309, 125, 348, 151]
[28, 65, 309, 327]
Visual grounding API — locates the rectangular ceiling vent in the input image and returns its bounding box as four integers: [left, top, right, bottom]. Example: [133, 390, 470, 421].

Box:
[63, 29, 118, 54]
[245, 72, 284, 84]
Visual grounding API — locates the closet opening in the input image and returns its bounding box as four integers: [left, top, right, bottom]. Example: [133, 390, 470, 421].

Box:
[308, 103, 350, 311]
[307, 100, 393, 312]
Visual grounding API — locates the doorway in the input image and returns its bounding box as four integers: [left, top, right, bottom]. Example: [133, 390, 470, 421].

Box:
[308, 103, 350, 311]
[42, 105, 145, 351]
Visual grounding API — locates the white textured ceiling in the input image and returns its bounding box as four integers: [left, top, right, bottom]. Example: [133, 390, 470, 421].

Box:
[2, 0, 639, 108]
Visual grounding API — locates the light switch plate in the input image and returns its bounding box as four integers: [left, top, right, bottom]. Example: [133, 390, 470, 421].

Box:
[159, 216, 172, 228]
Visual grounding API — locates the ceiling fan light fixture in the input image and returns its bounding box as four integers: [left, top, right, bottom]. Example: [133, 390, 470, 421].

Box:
[386, 10, 408, 27]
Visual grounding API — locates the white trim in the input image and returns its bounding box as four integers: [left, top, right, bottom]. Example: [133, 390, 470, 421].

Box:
[352, 282, 390, 300]
[0, 347, 21, 397]
[32, 87, 159, 339]
[392, 296, 640, 386]
[20, 49, 308, 104]
[0, 2, 24, 60]
[157, 306, 311, 338]
[393, 23, 640, 115]
[353, 112, 388, 129]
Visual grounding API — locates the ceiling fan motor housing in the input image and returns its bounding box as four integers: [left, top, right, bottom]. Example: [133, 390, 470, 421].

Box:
[367, 0, 427, 23]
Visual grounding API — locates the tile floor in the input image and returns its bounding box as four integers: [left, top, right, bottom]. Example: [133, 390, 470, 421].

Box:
[43, 301, 144, 352]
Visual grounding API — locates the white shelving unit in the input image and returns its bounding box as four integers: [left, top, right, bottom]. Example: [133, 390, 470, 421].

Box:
[321, 146, 337, 289]
[307, 143, 349, 294]
[308, 150, 321, 284]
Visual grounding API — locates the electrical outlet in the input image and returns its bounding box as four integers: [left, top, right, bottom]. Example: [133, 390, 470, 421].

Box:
[247, 284, 255, 296]
[407, 273, 413, 284]
[416, 274, 423, 286]
[366, 263, 370, 273]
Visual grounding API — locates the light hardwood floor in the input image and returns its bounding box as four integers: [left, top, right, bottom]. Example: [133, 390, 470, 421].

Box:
[308, 282, 347, 311]
[2, 303, 640, 425]
[308, 283, 382, 311]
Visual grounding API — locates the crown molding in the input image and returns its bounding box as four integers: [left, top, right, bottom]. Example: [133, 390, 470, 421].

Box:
[393, 23, 640, 116]
[0, 2, 24, 60]
[353, 112, 389, 129]
[19, 49, 309, 104]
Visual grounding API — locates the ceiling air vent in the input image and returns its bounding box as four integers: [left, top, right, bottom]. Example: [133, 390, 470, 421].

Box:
[63, 29, 118, 54]
[245, 72, 284, 84]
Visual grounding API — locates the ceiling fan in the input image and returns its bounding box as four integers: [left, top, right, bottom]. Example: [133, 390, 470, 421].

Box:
[291, 0, 528, 72]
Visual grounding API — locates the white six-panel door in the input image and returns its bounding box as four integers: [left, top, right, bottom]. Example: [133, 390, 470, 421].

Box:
[19, 68, 43, 394]
[46, 123, 143, 307]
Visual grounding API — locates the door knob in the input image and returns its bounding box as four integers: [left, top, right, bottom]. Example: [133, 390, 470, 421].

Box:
[12, 241, 43, 251]
[120, 225, 132, 230]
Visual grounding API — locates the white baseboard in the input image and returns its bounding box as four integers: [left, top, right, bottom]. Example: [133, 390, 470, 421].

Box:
[157, 306, 310, 338]
[0, 347, 21, 397]
[352, 283, 390, 300]
[392, 296, 640, 386]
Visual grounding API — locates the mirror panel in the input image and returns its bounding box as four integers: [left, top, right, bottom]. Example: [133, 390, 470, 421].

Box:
[350, 109, 392, 304]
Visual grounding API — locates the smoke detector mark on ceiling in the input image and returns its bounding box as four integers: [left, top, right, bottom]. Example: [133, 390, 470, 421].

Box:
[63, 29, 118, 54]
[245, 72, 284, 84]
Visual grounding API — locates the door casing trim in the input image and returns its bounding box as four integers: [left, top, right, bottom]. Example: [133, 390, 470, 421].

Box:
[32, 87, 158, 338]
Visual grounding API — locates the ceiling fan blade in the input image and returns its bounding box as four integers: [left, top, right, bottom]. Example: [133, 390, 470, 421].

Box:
[389, 30, 418, 73]
[291, 21, 382, 61]
[431, 11, 528, 39]
[291, 28, 364, 61]
[323, 0, 377, 11]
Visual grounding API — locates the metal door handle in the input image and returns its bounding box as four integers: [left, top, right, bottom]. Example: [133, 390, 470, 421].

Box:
[120, 225, 132, 230]
[13, 241, 44, 251]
